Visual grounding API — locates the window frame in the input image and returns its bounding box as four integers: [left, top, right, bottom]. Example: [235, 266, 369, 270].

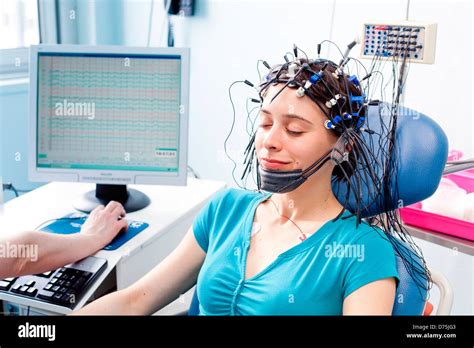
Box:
[0, 47, 30, 79]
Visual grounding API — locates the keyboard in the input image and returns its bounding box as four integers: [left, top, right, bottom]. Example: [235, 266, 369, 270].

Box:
[0, 256, 107, 309]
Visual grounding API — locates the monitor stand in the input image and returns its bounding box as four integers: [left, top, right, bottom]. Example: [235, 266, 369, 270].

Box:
[73, 184, 151, 213]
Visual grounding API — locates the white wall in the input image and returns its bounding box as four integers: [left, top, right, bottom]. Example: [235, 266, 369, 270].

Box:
[413, 236, 473, 315]
[175, 0, 472, 185]
[404, 0, 472, 158]
[186, 0, 336, 186]
[118, 0, 473, 313]
[120, 0, 472, 183]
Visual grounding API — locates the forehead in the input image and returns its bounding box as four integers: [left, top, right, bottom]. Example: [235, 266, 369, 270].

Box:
[260, 84, 326, 121]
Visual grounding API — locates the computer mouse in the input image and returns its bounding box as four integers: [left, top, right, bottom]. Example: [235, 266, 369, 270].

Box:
[117, 226, 128, 236]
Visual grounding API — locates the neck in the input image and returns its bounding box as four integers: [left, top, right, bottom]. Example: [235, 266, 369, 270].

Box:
[268, 167, 343, 222]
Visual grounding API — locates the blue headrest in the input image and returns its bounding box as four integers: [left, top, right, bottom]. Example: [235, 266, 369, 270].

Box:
[332, 103, 449, 218]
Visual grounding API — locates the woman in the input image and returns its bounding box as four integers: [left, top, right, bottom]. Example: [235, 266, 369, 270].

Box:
[75, 56, 407, 315]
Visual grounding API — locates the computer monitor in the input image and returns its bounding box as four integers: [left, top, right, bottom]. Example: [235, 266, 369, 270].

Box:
[28, 45, 190, 213]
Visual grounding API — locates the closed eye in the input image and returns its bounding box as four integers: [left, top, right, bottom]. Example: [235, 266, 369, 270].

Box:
[259, 125, 304, 136]
[287, 130, 304, 136]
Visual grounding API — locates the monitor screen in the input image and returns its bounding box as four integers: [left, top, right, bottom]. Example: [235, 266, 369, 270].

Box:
[29, 45, 189, 212]
[36, 52, 181, 173]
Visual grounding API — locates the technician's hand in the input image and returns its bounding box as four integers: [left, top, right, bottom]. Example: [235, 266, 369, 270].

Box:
[80, 201, 128, 248]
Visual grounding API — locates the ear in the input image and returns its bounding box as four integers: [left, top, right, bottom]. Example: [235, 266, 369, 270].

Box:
[331, 135, 352, 163]
[346, 141, 353, 153]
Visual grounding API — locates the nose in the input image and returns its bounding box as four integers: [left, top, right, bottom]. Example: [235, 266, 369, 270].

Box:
[262, 125, 283, 152]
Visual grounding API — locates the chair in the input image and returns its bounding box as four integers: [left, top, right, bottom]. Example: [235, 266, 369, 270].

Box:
[429, 270, 454, 315]
[187, 103, 450, 316]
[391, 238, 453, 315]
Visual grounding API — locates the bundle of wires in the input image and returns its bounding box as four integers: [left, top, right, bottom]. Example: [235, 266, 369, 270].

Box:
[224, 38, 431, 297]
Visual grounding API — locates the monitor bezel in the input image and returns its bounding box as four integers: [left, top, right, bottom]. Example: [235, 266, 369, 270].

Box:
[28, 44, 189, 187]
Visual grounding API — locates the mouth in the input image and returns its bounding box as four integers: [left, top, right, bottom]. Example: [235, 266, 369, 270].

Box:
[260, 157, 291, 170]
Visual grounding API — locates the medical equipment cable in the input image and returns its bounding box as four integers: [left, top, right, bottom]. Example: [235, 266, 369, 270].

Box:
[224, 41, 433, 296]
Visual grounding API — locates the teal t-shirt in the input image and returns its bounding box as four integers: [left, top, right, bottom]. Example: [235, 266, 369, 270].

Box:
[193, 188, 399, 315]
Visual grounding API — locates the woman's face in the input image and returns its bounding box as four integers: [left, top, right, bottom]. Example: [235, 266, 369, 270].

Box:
[255, 84, 338, 172]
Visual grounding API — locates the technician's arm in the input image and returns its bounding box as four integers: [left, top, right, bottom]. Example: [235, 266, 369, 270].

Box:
[0, 201, 127, 279]
[73, 227, 206, 315]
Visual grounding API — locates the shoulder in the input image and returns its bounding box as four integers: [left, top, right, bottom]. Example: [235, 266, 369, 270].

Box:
[357, 223, 395, 257]
[207, 187, 267, 212]
[334, 215, 395, 254]
[193, 188, 265, 252]
[329, 216, 398, 271]
[195, 187, 266, 234]
[333, 218, 400, 299]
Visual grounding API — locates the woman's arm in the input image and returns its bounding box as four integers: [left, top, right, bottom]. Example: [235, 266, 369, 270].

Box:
[342, 277, 396, 315]
[73, 226, 206, 315]
[0, 201, 127, 279]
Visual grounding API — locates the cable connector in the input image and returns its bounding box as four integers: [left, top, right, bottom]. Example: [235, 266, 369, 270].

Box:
[2, 183, 19, 197]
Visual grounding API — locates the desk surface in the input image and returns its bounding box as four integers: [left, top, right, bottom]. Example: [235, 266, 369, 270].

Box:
[405, 225, 474, 256]
[0, 178, 227, 314]
[0, 178, 226, 253]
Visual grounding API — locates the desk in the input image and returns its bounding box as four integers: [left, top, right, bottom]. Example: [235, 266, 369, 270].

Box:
[0, 178, 226, 315]
[406, 225, 474, 256]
